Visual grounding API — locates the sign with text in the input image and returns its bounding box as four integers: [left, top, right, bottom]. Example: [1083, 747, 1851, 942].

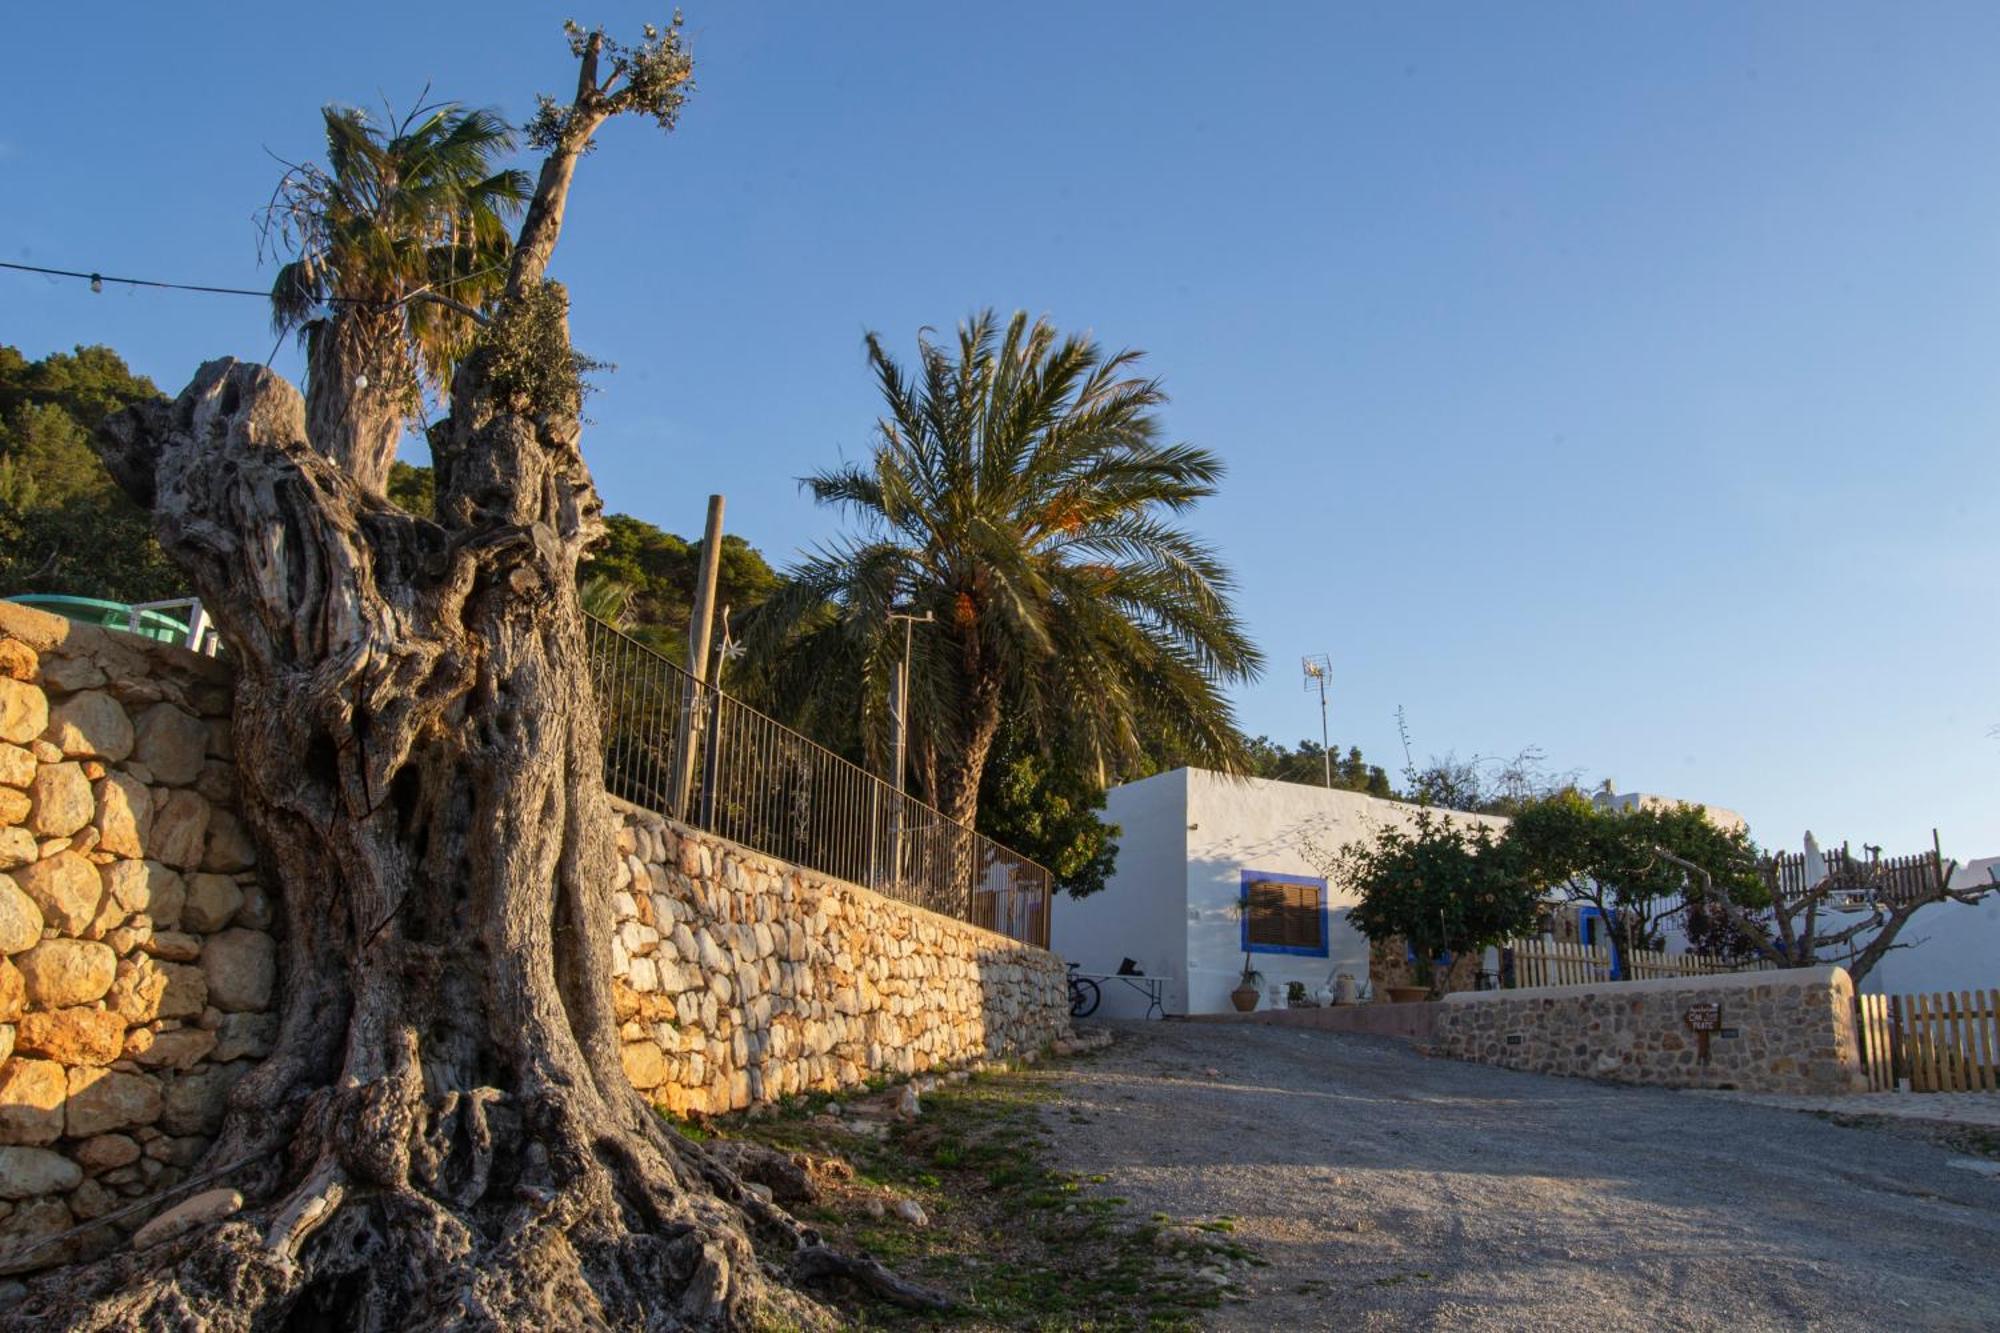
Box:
[1684, 1002, 1722, 1064]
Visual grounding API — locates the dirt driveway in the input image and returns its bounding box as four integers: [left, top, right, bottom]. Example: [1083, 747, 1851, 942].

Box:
[1045, 1021, 2000, 1331]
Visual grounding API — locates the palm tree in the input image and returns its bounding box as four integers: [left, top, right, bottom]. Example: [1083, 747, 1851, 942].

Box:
[266, 101, 529, 495]
[756, 310, 1263, 830]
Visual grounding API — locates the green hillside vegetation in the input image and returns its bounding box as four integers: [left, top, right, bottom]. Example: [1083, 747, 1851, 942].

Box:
[0, 344, 183, 603]
[1243, 735, 1394, 795]
[0, 354, 779, 663]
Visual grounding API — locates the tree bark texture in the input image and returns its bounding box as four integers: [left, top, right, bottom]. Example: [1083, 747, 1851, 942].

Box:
[302, 304, 410, 498]
[0, 352, 803, 1329]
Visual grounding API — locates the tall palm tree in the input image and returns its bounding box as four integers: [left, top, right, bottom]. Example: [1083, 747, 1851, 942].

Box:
[266, 101, 529, 495]
[756, 310, 1263, 830]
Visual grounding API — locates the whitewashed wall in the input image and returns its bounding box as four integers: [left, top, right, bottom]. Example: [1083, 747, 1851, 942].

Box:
[1053, 768, 1503, 1016]
[1051, 769, 1190, 1018]
[1181, 772, 1504, 1013]
[1851, 856, 1999, 996]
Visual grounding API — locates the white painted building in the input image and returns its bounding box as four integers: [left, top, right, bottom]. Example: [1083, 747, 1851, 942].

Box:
[1847, 856, 2000, 996]
[1593, 789, 1747, 836]
[1051, 768, 1504, 1017]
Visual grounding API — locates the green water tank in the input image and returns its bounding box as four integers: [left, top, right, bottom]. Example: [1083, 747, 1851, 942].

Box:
[5, 594, 191, 645]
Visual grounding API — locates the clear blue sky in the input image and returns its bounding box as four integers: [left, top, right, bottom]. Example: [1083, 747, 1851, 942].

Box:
[4, 4, 1995, 859]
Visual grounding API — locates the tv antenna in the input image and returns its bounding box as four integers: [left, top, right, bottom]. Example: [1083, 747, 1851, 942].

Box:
[1302, 655, 1332, 788]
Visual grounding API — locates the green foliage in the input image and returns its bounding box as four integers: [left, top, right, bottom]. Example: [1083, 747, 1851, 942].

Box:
[1327, 810, 1544, 985]
[529, 19, 695, 151]
[0, 343, 159, 427]
[976, 733, 1120, 898]
[1244, 735, 1391, 796]
[1503, 790, 1764, 914]
[265, 99, 528, 398]
[465, 279, 606, 420]
[752, 309, 1263, 824]
[0, 345, 182, 604]
[582, 513, 779, 662]
[386, 460, 436, 517]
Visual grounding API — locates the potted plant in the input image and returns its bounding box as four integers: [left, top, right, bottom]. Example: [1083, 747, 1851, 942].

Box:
[1231, 962, 1264, 1012]
[1285, 980, 1315, 1008]
[1224, 894, 1266, 1011]
[1385, 949, 1435, 1004]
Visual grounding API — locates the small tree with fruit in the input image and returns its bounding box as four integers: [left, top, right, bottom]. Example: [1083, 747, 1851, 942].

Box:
[1320, 811, 1543, 998]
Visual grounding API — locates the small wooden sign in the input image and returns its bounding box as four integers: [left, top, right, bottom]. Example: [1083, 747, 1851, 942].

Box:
[1684, 1003, 1722, 1064]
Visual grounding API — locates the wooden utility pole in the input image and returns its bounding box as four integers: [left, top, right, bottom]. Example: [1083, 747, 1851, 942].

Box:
[673, 494, 725, 818]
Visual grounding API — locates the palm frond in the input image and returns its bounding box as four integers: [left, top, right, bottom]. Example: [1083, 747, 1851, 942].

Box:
[755, 310, 1262, 823]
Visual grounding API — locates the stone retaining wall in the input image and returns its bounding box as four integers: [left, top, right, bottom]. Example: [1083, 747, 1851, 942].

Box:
[0, 598, 1073, 1272]
[1431, 965, 1869, 1094]
[0, 602, 274, 1267]
[608, 800, 1071, 1117]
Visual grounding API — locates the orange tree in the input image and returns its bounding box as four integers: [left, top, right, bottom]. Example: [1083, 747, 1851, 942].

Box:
[1324, 810, 1543, 996]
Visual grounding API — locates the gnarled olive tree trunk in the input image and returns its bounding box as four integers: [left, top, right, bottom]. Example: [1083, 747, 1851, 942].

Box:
[7, 26, 940, 1333]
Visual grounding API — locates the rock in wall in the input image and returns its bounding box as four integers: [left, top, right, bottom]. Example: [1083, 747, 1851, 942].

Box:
[0, 602, 276, 1271]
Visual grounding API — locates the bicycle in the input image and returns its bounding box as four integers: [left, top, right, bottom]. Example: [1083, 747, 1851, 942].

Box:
[1066, 963, 1100, 1018]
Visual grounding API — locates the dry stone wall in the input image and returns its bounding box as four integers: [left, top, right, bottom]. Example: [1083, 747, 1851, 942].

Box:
[0, 601, 275, 1268]
[0, 598, 1073, 1273]
[608, 800, 1071, 1117]
[1431, 965, 1869, 1094]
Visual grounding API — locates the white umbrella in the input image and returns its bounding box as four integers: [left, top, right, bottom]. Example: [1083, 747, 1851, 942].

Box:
[1803, 831, 1829, 890]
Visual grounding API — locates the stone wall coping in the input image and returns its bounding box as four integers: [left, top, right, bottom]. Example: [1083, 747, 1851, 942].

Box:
[1439, 964, 1851, 1005]
[0, 597, 231, 685]
[605, 794, 1056, 961]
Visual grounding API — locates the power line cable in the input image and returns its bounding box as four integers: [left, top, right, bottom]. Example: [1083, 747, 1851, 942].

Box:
[0, 259, 270, 299]
[0, 258, 508, 312]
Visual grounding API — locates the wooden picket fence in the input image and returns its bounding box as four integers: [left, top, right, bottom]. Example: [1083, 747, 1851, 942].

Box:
[1504, 939, 1771, 989]
[1626, 948, 1775, 981]
[1857, 990, 2000, 1093]
[1507, 939, 1612, 987]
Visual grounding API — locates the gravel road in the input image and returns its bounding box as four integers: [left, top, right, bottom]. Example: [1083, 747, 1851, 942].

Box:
[1044, 1020, 2000, 1331]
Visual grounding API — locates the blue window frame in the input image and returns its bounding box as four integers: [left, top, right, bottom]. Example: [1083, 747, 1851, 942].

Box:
[1240, 870, 1330, 958]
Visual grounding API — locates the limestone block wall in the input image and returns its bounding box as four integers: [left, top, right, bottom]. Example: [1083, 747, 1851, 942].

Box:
[0, 596, 1072, 1269]
[1431, 965, 1868, 1094]
[0, 601, 276, 1266]
[608, 800, 1071, 1116]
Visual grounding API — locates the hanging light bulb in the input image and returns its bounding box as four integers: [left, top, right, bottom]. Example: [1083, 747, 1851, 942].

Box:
[89, 273, 103, 294]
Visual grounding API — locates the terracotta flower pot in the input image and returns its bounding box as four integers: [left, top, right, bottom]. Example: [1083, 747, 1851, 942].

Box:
[1386, 985, 1431, 1004]
[1230, 982, 1261, 1012]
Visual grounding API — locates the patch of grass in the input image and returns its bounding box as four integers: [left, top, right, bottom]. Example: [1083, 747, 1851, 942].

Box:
[693, 1058, 1240, 1329]
[668, 1117, 710, 1142]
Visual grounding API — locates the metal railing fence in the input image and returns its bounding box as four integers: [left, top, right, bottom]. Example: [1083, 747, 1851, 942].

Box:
[585, 615, 1052, 948]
